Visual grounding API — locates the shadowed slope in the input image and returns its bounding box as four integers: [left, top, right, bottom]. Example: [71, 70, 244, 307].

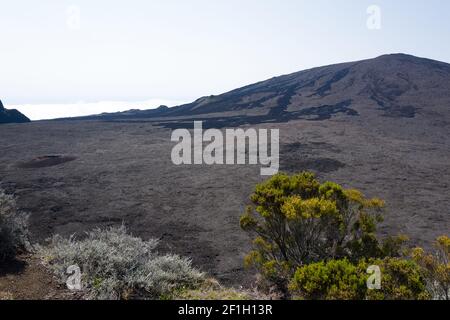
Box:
[0, 100, 30, 124]
[67, 54, 450, 127]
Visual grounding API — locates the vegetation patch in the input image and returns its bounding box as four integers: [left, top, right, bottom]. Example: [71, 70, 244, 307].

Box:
[240, 172, 449, 300]
[173, 279, 253, 300]
[412, 236, 450, 300]
[38, 226, 205, 300]
[0, 189, 30, 262]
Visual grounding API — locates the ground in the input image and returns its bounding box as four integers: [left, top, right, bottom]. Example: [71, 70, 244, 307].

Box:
[0, 113, 449, 287]
[0, 255, 75, 300]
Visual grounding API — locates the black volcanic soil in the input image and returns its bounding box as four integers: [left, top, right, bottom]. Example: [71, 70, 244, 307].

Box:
[17, 155, 77, 169]
[1, 113, 449, 286]
[1, 54, 449, 287]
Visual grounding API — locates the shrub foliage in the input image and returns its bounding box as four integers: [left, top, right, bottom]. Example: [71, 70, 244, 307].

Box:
[289, 257, 429, 300]
[38, 226, 204, 299]
[240, 172, 435, 299]
[0, 189, 30, 261]
[412, 236, 450, 300]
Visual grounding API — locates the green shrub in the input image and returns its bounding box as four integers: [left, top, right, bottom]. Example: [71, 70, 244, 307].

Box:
[38, 226, 204, 300]
[240, 172, 404, 293]
[0, 189, 30, 262]
[289, 259, 367, 300]
[412, 236, 450, 300]
[365, 258, 430, 300]
[289, 257, 429, 300]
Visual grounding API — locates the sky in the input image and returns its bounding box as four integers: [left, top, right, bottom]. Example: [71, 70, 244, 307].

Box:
[1, 0, 450, 120]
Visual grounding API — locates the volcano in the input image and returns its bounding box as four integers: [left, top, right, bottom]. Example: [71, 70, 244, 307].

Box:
[72, 54, 450, 129]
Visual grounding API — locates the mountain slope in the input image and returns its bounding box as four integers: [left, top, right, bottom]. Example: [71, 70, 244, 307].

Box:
[0, 100, 30, 124]
[169, 53, 450, 118]
[71, 54, 450, 126]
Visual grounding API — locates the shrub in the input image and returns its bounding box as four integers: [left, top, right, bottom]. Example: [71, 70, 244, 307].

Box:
[365, 257, 430, 300]
[38, 226, 204, 300]
[412, 236, 450, 300]
[289, 259, 367, 300]
[289, 257, 429, 300]
[240, 172, 405, 292]
[0, 189, 30, 262]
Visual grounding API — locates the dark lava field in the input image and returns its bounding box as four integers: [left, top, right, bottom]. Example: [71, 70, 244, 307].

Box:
[1, 54, 449, 285]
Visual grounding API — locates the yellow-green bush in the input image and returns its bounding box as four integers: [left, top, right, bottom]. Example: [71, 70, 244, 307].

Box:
[365, 258, 430, 300]
[289, 259, 367, 300]
[289, 257, 429, 300]
[412, 236, 450, 300]
[240, 172, 405, 294]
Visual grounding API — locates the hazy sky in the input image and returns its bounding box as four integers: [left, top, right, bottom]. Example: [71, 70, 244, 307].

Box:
[1, 0, 450, 119]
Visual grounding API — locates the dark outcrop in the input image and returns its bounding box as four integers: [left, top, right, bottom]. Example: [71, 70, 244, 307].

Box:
[0, 100, 30, 124]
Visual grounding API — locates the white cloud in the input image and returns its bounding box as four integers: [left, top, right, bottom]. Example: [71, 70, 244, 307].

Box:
[10, 99, 187, 121]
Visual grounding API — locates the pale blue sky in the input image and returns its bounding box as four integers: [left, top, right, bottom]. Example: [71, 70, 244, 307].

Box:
[1, 0, 449, 118]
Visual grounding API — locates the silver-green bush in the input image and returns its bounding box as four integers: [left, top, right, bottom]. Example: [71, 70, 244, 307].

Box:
[38, 226, 204, 299]
[0, 189, 30, 261]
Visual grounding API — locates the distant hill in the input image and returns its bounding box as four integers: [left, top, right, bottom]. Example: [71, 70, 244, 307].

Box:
[66, 54, 450, 128]
[0, 100, 30, 124]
